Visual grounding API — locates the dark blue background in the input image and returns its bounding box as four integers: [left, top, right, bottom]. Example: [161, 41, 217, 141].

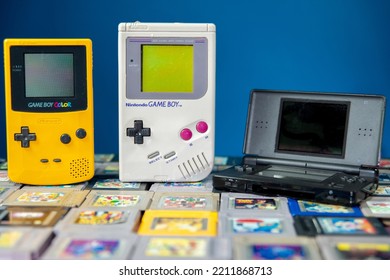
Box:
[1, 0, 390, 160]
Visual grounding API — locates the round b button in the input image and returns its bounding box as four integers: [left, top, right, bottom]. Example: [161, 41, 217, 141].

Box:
[196, 121, 208, 133]
[180, 128, 193, 141]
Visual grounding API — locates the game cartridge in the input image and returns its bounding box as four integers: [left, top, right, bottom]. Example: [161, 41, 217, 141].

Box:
[41, 231, 137, 260]
[149, 176, 214, 192]
[0, 227, 53, 259]
[360, 197, 390, 218]
[149, 192, 219, 211]
[138, 210, 218, 236]
[233, 236, 322, 260]
[0, 171, 22, 188]
[294, 216, 388, 236]
[0, 186, 17, 205]
[288, 198, 363, 217]
[379, 169, 390, 184]
[2, 188, 89, 207]
[380, 218, 390, 234]
[218, 213, 296, 236]
[373, 184, 390, 196]
[91, 178, 148, 190]
[94, 153, 116, 163]
[80, 190, 153, 210]
[94, 162, 119, 177]
[54, 207, 141, 234]
[213, 156, 242, 171]
[0, 206, 68, 227]
[0, 162, 7, 170]
[219, 192, 289, 216]
[316, 235, 390, 260]
[131, 236, 231, 260]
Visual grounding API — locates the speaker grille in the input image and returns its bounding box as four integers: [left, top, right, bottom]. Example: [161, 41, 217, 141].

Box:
[70, 158, 91, 179]
[178, 152, 210, 179]
[358, 127, 374, 137]
[254, 120, 269, 129]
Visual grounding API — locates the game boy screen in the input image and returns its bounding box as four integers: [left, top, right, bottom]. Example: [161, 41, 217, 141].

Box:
[24, 53, 74, 98]
[141, 45, 194, 93]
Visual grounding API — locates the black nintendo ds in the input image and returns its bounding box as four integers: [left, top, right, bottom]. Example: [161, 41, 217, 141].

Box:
[213, 90, 386, 206]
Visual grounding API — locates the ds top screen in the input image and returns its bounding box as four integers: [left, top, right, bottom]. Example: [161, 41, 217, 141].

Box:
[141, 45, 194, 93]
[24, 53, 74, 98]
[276, 99, 349, 157]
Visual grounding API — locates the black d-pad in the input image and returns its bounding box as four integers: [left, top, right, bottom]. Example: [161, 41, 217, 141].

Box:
[126, 120, 151, 144]
[14, 126, 36, 148]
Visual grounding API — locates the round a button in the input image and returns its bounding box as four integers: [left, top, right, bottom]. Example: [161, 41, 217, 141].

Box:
[60, 134, 71, 144]
[76, 128, 87, 139]
[196, 121, 208, 133]
[180, 128, 193, 141]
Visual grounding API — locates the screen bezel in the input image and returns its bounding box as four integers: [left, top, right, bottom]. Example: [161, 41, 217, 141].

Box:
[126, 37, 208, 100]
[10, 45, 88, 112]
[274, 98, 350, 159]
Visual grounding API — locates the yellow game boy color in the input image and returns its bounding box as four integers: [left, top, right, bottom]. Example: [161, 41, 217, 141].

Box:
[4, 39, 94, 185]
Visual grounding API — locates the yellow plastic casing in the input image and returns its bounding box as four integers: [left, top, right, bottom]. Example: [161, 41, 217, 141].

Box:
[4, 38, 94, 185]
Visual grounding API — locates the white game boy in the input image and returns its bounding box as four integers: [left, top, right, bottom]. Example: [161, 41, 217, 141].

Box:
[118, 22, 215, 182]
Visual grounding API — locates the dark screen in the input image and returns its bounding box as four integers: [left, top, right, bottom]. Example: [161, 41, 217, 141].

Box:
[24, 53, 74, 98]
[276, 100, 349, 157]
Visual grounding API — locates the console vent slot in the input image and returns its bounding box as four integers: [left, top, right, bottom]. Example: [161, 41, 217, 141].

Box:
[178, 152, 210, 179]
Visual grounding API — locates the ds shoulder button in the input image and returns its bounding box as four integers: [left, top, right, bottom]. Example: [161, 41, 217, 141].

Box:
[60, 133, 71, 144]
[76, 128, 87, 139]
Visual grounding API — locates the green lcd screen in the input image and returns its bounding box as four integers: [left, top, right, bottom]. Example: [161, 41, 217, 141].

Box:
[141, 45, 194, 93]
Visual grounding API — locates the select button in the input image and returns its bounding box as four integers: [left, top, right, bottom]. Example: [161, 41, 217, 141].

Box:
[148, 151, 160, 159]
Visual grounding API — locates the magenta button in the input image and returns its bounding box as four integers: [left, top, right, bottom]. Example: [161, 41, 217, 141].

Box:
[196, 121, 208, 133]
[180, 128, 193, 141]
